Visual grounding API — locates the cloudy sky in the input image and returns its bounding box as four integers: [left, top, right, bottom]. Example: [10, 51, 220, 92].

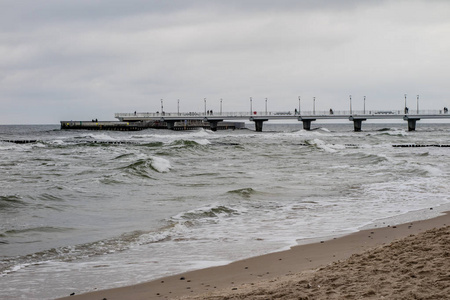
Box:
[1, 0, 449, 124]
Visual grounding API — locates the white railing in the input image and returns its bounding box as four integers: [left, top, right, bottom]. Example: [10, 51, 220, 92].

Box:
[115, 109, 448, 119]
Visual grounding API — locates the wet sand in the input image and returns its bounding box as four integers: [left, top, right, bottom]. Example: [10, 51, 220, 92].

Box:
[58, 211, 449, 300]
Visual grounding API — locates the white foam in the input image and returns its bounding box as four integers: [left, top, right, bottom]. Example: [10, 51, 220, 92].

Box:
[86, 133, 117, 141]
[310, 138, 338, 153]
[417, 164, 444, 177]
[150, 156, 172, 173]
[193, 139, 211, 145]
[50, 140, 65, 145]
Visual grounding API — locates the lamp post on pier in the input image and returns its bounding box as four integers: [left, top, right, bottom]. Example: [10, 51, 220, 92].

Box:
[265, 98, 268, 115]
[298, 96, 301, 115]
[364, 96, 366, 114]
[177, 99, 180, 116]
[204, 98, 206, 115]
[250, 97, 253, 115]
[313, 97, 316, 115]
[220, 98, 223, 115]
[404, 94, 407, 114]
[349, 95, 352, 115]
[161, 99, 163, 115]
[417, 95, 419, 114]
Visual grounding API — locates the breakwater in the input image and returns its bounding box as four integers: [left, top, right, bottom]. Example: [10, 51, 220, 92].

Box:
[60, 120, 244, 131]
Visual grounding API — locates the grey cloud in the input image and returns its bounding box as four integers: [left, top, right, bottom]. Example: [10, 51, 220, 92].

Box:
[1, 0, 450, 123]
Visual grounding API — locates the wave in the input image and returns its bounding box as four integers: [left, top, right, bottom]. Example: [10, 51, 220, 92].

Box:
[150, 156, 172, 173]
[0, 228, 168, 277]
[122, 159, 155, 179]
[74, 133, 117, 141]
[347, 152, 390, 165]
[121, 156, 172, 178]
[174, 205, 239, 221]
[113, 153, 135, 160]
[4, 226, 74, 236]
[368, 128, 408, 136]
[305, 139, 344, 153]
[0, 195, 26, 209]
[315, 127, 331, 132]
[1, 202, 237, 277]
[171, 140, 203, 147]
[37, 193, 64, 202]
[169, 139, 212, 148]
[227, 187, 257, 198]
[139, 142, 165, 148]
[98, 177, 125, 185]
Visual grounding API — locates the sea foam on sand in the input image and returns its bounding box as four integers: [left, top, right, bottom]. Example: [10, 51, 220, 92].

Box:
[58, 212, 450, 300]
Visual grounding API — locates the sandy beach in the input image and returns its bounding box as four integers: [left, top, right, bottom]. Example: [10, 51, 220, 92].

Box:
[58, 211, 449, 300]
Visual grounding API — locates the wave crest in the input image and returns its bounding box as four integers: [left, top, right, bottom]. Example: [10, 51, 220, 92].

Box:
[227, 188, 256, 198]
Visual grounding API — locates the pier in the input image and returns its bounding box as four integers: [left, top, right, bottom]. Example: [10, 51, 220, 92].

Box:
[114, 109, 450, 132]
[60, 119, 245, 131]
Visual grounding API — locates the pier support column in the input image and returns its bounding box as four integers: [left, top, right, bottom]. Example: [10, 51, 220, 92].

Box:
[203, 118, 224, 132]
[404, 117, 420, 131]
[209, 121, 219, 131]
[299, 118, 316, 131]
[165, 121, 175, 130]
[349, 117, 366, 132]
[302, 120, 312, 131]
[161, 118, 176, 130]
[254, 120, 264, 132]
[250, 118, 268, 132]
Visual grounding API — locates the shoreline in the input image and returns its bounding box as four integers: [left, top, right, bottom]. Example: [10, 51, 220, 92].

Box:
[58, 210, 450, 300]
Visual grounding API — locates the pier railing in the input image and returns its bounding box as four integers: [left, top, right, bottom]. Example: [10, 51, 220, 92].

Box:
[115, 109, 447, 119]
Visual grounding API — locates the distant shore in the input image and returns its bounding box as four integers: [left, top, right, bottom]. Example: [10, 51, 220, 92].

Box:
[58, 211, 450, 300]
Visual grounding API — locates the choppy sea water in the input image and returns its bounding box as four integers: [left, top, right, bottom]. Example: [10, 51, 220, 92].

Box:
[1, 122, 450, 299]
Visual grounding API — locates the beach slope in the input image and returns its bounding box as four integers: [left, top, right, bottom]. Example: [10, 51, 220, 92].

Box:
[59, 212, 449, 300]
[185, 223, 450, 299]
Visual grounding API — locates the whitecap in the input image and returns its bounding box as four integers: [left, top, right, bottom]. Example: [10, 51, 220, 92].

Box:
[193, 139, 211, 145]
[150, 156, 172, 173]
[49, 140, 65, 145]
[86, 133, 117, 141]
[308, 139, 338, 153]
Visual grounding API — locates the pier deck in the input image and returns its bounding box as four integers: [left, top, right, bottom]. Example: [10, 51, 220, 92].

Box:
[114, 110, 450, 132]
[60, 109, 450, 132]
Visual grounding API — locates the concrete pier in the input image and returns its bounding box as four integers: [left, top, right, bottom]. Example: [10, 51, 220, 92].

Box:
[60, 121, 154, 131]
[61, 110, 450, 132]
[61, 120, 243, 131]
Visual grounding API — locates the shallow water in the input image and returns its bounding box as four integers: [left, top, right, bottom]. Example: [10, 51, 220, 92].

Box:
[1, 123, 450, 299]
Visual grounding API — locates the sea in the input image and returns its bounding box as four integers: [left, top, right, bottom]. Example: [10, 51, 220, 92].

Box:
[1, 121, 450, 299]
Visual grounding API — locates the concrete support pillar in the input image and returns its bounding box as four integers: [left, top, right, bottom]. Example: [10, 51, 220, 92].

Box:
[254, 120, 265, 132]
[250, 118, 268, 132]
[203, 118, 223, 132]
[301, 119, 316, 130]
[209, 121, 219, 131]
[165, 121, 175, 130]
[349, 118, 366, 132]
[302, 120, 312, 130]
[404, 117, 420, 131]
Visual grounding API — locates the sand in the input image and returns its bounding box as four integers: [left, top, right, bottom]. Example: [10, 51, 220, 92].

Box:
[58, 211, 450, 300]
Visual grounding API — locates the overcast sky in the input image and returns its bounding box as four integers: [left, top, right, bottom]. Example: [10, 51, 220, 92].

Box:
[1, 0, 449, 124]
